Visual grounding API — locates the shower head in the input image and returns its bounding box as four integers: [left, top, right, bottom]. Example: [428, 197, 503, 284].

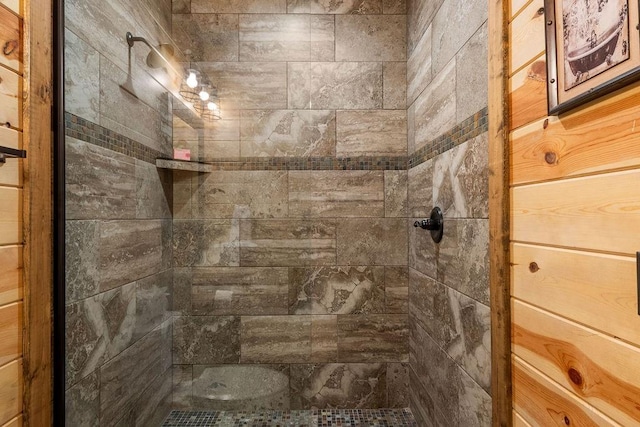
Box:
[146, 43, 175, 69]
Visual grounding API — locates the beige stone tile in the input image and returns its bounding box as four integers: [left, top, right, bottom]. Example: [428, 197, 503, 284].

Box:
[66, 372, 99, 426]
[383, 62, 407, 109]
[290, 363, 387, 409]
[437, 219, 489, 304]
[311, 315, 338, 362]
[433, 134, 489, 219]
[65, 283, 136, 389]
[409, 216, 437, 277]
[407, 0, 443, 56]
[100, 322, 172, 425]
[383, 0, 406, 13]
[65, 29, 99, 122]
[199, 62, 288, 110]
[65, 138, 136, 220]
[311, 15, 335, 61]
[289, 266, 385, 314]
[311, 62, 383, 109]
[192, 0, 286, 13]
[335, 15, 406, 61]
[173, 316, 241, 363]
[172, 365, 192, 409]
[172, 219, 240, 267]
[172, 0, 190, 13]
[130, 367, 172, 426]
[239, 14, 311, 61]
[190, 267, 289, 315]
[337, 314, 409, 362]
[289, 170, 385, 217]
[456, 22, 488, 122]
[408, 158, 433, 217]
[172, 14, 238, 62]
[99, 220, 165, 291]
[135, 160, 171, 220]
[385, 170, 408, 218]
[384, 266, 408, 313]
[413, 59, 456, 151]
[240, 315, 311, 363]
[407, 24, 432, 105]
[192, 171, 289, 219]
[337, 218, 407, 265]
[66, 221, 100, 303]
[240, 219, 337, 267]
[431, 0, 487, 74]
[407, 103, 415, 153]
[287, 0, 383, 14]
[387, 363, 410, 408]
[287, 62, 311, 109]
[336, 110, 406, 156]
[240, 110, 335, 157]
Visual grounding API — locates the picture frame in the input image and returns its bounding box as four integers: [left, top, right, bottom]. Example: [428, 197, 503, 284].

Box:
[544, 0, 640, 115]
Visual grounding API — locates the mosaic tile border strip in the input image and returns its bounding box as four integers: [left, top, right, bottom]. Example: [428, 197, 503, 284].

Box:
[408, 106, 488, 169]
[199, 156, 408, 171]
[65, 112, 167, 164]
[162, 409, 417, 427]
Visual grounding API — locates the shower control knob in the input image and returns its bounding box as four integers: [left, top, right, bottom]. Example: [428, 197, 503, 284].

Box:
[413, 207, 444, 244]
[414, 219, 439, 230]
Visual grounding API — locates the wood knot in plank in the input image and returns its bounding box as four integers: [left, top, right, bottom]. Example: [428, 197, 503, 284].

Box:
[528, 262, 539, 273]
[545, 152, 557, 164]
[3, 40, 18, 56]
[568, 367, 583, 386]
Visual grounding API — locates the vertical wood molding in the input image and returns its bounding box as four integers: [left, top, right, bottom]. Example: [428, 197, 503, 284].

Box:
[21, 0, 53, 424]
[489, 0, 512, 425]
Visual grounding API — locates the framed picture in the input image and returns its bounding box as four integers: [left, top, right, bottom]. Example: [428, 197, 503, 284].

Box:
[544, 0, 640, 114]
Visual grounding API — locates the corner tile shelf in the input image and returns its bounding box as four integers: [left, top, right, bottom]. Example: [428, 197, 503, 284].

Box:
[156, 158, 213, 173]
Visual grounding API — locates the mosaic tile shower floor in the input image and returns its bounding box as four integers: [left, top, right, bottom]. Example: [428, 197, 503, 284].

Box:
[162, 409, 418, 427]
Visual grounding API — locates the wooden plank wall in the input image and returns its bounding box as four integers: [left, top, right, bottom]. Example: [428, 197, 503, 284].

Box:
[0, 1, 23, 426]
[507, 0, 640, 425]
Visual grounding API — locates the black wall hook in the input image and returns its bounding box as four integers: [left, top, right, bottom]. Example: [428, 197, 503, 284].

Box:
[414, 207, 444, 243]
[0, 145, 27, 165]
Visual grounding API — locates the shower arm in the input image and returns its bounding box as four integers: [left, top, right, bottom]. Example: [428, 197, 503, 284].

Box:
[125, 32, 181, 77]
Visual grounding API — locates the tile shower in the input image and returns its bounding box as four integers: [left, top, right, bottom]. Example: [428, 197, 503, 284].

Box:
[63, 0, 490, 426]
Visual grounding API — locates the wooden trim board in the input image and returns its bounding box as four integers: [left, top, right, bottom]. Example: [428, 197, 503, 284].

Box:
[21, 0, 52, 424]
[489, 0, 513, 424]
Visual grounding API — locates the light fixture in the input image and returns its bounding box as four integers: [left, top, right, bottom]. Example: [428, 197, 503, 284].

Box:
[179, 69, 200, 103]
[201, 91, 221, 121]
[182, 70, 221, 120]
[186, 70, 198, 88]
[202, 105, 221, 121]
[199, 85, 210, 101]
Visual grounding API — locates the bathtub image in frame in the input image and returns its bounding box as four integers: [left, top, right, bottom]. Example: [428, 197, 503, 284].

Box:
[544, 0, 640, 114]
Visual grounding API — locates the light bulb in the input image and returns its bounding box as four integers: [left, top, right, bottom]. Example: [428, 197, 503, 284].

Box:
[199, 89, 210, 101]
[186, 71, 198, 89]
[207, 101, 219, 111]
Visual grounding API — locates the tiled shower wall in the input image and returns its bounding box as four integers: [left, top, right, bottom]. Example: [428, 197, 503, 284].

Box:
[170, 0, 411, 411]
[406, 0, 492, 426]
[64, 0, 175, 425]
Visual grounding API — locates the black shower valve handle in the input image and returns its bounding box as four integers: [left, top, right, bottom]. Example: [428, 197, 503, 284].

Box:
[413, 207, 444, 243]
[413, 219, 440, 230]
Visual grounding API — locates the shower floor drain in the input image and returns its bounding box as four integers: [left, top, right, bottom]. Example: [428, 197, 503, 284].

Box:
[162, 408, 418, 426]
